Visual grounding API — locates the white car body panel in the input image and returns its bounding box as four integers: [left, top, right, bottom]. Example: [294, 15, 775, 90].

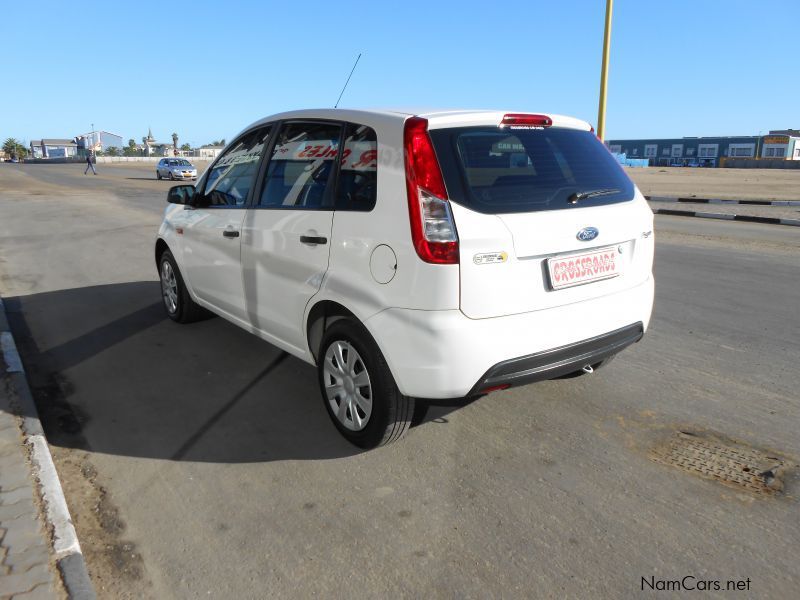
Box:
[364, 276, 653, 398]
[181, 208, 247, 321]
[452, 191, 654, 319]
[241, 209, 334, 351]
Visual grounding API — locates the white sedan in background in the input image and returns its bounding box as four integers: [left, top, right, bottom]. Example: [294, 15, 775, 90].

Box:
[156, 158, 197, 180]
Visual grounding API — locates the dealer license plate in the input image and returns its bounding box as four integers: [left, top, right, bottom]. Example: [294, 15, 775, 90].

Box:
[547, 247, 621, 290]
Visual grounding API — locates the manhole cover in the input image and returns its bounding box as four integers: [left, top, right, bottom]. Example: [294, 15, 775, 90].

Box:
[650, 431, 787, 496]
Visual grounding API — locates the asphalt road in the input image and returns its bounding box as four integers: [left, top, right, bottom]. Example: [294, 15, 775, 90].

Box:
[1, 163, 798, 599]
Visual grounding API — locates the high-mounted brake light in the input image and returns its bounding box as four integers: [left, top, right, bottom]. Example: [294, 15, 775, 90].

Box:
[403, 117, 459, 264]
[501, 113, 552, 127]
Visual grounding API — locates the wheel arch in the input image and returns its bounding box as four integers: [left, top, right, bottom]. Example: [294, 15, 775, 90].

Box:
[306, 300, 362, 365]
[155, 237, 170, 267]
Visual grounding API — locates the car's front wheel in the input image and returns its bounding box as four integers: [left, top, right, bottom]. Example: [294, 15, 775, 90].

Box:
[169, 172, 175, 180]
[318, 320, 414, 449]
[159, 250, 206, 323]
[156, 170, 162, 180]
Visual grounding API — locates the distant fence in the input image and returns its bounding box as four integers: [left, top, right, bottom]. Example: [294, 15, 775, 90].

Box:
[25, 156, 209, 165]
[27, 157, 84, 164]
[720, 158, 800, 169]
[97, 157, 167, 163]
[96, 156, 211, 164]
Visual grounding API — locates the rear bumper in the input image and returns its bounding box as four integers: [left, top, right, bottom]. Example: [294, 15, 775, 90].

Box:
[364, 275, 653, 399]
[466, 322, 643, 396]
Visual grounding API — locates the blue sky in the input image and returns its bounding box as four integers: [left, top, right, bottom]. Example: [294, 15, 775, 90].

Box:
[1, 0, 797, 146]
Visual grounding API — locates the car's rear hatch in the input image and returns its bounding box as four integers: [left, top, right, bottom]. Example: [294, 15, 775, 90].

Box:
[429, 116, 654, 319]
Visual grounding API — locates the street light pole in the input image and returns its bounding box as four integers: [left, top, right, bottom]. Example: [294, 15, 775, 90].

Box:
[596, 0, 613, 142]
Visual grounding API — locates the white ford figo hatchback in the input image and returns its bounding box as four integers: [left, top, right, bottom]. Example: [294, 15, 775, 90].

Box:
[156, 109, 654, 448]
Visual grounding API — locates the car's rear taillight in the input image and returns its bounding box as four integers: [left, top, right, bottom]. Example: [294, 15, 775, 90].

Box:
[403, 117, 459, 264]
[501, 113, 552, 127]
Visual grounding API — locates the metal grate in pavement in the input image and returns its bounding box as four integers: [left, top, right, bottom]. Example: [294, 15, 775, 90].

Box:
[650, 431, 788, 496]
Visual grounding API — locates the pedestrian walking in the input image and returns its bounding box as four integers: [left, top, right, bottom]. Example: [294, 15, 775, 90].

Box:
[84, 152, 97, 175]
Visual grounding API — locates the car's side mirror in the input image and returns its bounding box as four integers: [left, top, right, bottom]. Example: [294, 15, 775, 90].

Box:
[167, 184, 196, 206]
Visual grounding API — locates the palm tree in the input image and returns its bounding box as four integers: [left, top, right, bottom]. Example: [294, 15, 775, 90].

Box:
[172, 132, 178, 149]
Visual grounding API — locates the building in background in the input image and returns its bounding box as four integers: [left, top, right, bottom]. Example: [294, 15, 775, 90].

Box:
[75, 130, 123, 155]
[196, 144, 224, 159]
[606, 130, 800, 167]
[140, 128, 176, 157]
[760, 131, 800, 160]
[29, 139, 78, 159]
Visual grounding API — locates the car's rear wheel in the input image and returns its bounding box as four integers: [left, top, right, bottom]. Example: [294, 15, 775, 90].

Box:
[159, 250, 206, 323]
[318, 320, 414, 449]
[156, 170, 162, 180]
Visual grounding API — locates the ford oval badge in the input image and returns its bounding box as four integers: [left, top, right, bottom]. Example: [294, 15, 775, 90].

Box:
[576, 227, 599, 242]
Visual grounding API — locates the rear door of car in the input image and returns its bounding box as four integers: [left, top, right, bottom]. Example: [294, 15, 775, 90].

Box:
[431, 123, 654, 319]
[240, 120, 344, 351]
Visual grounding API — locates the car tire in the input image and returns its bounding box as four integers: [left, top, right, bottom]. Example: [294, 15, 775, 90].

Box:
[318, 319, 414, 449]
[156, 170, 162, 180]
[158, 250, 206, 323]
[169, 172, 175, 181]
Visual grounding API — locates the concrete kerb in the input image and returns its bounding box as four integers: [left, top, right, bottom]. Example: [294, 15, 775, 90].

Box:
[0, 297, 96, 600]
[652, 208, 800, 227]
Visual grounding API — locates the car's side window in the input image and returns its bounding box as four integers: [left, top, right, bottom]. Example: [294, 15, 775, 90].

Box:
[197, 126, 272, 208]
[335, 123, 377, 212]
[258, 121, 342, 209]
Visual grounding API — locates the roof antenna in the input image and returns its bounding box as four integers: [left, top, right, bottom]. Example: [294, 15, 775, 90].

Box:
[334, 53, 361, 108]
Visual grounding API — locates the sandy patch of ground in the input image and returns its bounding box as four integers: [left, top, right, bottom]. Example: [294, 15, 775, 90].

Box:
[627, 167, 800, 201]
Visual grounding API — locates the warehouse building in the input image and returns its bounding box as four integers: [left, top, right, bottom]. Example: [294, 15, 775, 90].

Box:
[606, 130, 800, 167]
[75, 130, 123, 155]
[29, 139, 78, 159]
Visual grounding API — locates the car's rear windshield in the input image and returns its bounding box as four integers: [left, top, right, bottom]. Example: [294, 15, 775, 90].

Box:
[430, 126, 634, 214]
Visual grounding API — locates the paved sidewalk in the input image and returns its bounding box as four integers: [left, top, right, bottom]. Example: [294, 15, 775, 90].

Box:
[0, 297, 93, 600]
[0, 366, 62, 599]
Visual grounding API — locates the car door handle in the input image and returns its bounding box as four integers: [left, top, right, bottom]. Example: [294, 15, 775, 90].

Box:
[223, 230, 240, 238]
[300, 235, 327, 245]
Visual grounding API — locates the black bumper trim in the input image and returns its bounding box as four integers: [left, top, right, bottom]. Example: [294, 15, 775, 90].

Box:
[468, 322, 644, 396]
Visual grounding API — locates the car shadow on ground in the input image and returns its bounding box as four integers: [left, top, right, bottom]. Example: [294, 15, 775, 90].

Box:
[5, 282, 468, 463]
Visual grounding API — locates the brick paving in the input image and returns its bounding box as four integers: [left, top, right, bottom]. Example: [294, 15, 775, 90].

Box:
[1, 368, 61, 598]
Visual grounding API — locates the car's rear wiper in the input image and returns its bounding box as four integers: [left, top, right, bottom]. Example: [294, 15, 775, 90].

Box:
[567, 188, 620, 204]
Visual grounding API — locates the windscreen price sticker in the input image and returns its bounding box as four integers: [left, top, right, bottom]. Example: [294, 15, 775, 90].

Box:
[273, 140, 377, 171]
